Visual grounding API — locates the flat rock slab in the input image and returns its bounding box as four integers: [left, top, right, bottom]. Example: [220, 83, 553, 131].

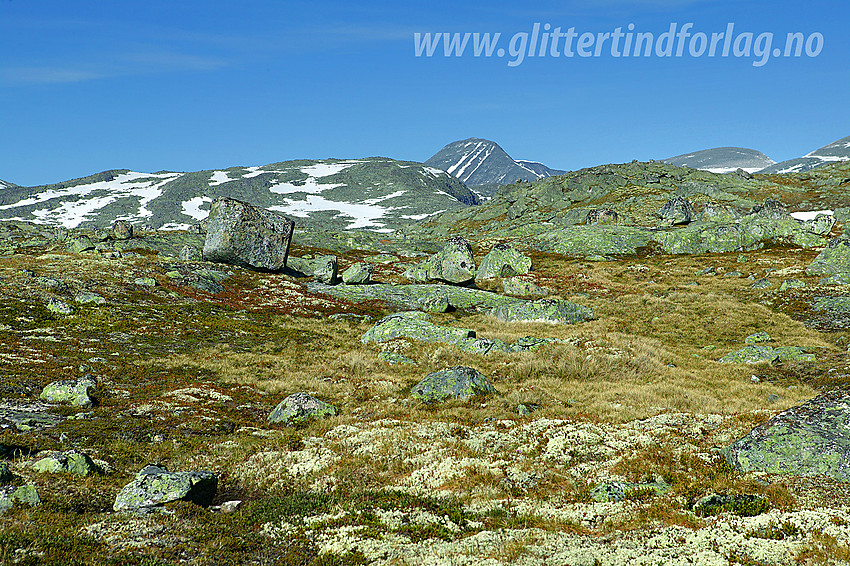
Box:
[717, 345, 815, 364]
[410, 366, 495, 403]
[268, 392, 337, 426]
[311, 282, 525, 314]
[722, 389, 850, 481]
[114, 465, 218, 511]
[361, 312, 475, 346]
[0, 401, 63, 431]
[489, 299, 594, 324]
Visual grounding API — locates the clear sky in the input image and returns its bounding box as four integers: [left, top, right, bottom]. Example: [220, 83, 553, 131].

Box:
[2, 0, 848, 186]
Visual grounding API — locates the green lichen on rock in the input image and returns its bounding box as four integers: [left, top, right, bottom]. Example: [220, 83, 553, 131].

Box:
[268, 392, 337, 426]
[718, 345, 815, 364]
[32, 450, 102, 476]
[475, 243, 532, 283]
[40, 376, 97, 407]
[420, 237, 477, 284]
[590, 481, 669, 502]
[113, 464, 217, 511]
[722, 389, 850, 481]
[361, 312, 475, 346]
[489, 299, 594, 324]
[745, 332, 772, 345]
[341, 261, 372, 285]
[0, 485, 41, 514]
[410, 366, 495, 403]
[805, 236, 850, 276]
[536, 225, 653, 256]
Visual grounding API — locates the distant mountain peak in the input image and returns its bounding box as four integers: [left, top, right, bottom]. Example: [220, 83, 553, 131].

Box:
[759, 135, 850, 174]
[425, 138, 564, 189]
[663, 147, 775, 174]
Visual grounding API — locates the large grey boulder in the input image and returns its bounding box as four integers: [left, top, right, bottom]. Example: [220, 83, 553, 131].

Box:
[268, 393, 337, 426]
[656, 196, 694, 225]
[489, 299, 594, 324]
[422, 237, 476, 284]
[113, 465, 218, 511]
[475, 244, 532, 284]
[111, 220, 133, 240]
[805, 236, 850, 276]
[361, 312, 475, 346]
[40, 376, 97, 407]
[410, 366, 495, 403]
[203, 197, 294, 272]
[722, 389, 850, 481]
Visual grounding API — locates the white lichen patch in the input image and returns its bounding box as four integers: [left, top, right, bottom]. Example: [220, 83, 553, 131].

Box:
[162, 387, 233, 404]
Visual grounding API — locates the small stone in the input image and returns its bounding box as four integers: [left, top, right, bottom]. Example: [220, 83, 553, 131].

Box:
[32, 450, 101, 476]
[134, 277, 157, 287]
[750, 278, 773, 289]
[46, 298, 75, 315]
[779, 279, 805, 292]
[767, 394, 780, 403]
[745, 332, 772, 345]
[0, 485, 41, 514]
[268, 393, 337, 426]
[475, 243, 532, 283]
[75, 292, 106, 305]
[313, 255, 338, 285]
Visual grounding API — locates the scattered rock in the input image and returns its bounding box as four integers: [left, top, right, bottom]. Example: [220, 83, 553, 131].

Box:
[750, 278, 773, 289]
[32, 450, 102, 476]
[179, 245, 200, 262]
[585, 208, 619, 225]
[341, 262, 372, 285]
[801, 213, 836, 236]
[693, 493, 769, 517]
[745, 332, 772, 345]
[489, 299, 594, 324]
[113, 464, 218, 511]
[718, 345, 815, 364]
[779, 279, 805, 291]
[410, 366, 495, 403]
[701, 203, 742, 223]
[0, 485, 40, 514]
[40, 376, 97, 408]
[656, 196, 694, 225]
[203, 197, 295, 272]
[377, 352, 415, 365]
[475, 244, 532, 284]
[0, 400, 63, 431]
[722, 389, 850, 480]
[419, 293, 450, 313]
[590, 481, 668, 502]
[75, 292, 107, 305]
[752, 198, 790, 219]
[111, 220, 133, 240]
[69, 236, 95, 254]
[361, 312, 475, 346]
[312, 255, 338, 285]
[134, 277, 156, 287]
[46, 298, 75, 315]
[502, 277, 549, 299]
[268, 393, 337, 426]
[421, 237, 476, 284]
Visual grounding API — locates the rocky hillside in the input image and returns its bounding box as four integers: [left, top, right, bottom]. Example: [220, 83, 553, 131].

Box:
[0, 158, 478, 232]
[425, 138, 565, 193]
[759, 135, 850, 174]
[663, 147, 775, 173]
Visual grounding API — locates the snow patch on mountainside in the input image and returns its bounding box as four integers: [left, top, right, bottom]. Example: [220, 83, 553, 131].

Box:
[182, 196, 213, 221]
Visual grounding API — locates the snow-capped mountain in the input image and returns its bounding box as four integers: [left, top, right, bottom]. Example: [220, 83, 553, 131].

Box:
[758, 136, 850, 174]
[0, 158, 478, 232]
[663, 147, 775, 174]
[425, 138, 565, 188]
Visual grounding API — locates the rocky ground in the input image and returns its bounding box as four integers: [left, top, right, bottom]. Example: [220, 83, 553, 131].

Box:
[1, 162, 850, 565]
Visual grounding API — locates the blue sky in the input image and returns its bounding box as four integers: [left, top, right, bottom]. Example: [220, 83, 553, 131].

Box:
[2, 0, 848, 186]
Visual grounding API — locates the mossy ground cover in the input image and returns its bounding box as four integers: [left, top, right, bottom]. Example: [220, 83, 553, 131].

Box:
[0, 226, 849, 565]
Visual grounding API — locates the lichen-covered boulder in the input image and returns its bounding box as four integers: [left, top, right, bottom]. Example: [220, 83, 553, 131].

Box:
[312, 255, 338, 285]
[502, 277, 549, 299]
[752, 198, 790, 219]
[341, 262, 372, 285]
[537, 225, 653, 256]
[32, 450, 101, 476]
[410, 366, 495, 403]
[585, 208, 619, 225]
[718, 345, 815, 364]
[361, 312, 475, 346]
[701, 203, 742, 223]
[421, 237, 476, 284]
[0, 485, 40, 514]
[745, 332, 772, 345]
[40, 376, 97, 407]
[805, 236, 850, 276]
[722, 389, 850, 481]
[113, 465, 217, 511]
[111, 220, 133, 240]
[203, 197, 294, 272]
[489, 299, 594, 324]
[69, 235, 95, 254]
[656, 196, 694, 225]
[475, 244, 532, 284]
[268, 392, 337, 426]
[45, 298, 75, 315]
[801, 213, 836, 236]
